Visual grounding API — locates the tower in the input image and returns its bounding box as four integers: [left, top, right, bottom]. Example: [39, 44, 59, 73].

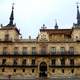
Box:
[8, 3, 14, 26]
[72, 3, 80, 41]
[0, 4, 20, 41]
[54, 20, 58, 29]
[77, 4, 80, 25]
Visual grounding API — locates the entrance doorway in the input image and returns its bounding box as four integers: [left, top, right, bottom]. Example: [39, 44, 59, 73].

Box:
[39, 62, 47, 77]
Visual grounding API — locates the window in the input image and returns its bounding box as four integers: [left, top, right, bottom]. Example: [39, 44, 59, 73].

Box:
[71, 69, 74, 73]
[51, 59, 56, 65]
[3, 47, 8, 54]
[14, 69, 16, 72]
[22, 59, 26, 65]
[2, 59, 6, 65]
[32, 69, 34, 73]
[52, 69, 55, 73]
[5, 34, 9, 41]
[32, 59, 35, 65]
[50, 47, 56, 54]
[2, 68, 5, 72]
[60, 47, 65, 54]
[40, 48, 46, 55]
[69, 47, 74, 54]
[22, 47, 27, 55]
[14, 47, 19, 55]
[32, 47, 36, 55]
[62, 69, 64, 73]
[13, 59, 17, 65]
[70, 59, 74, 66]
[61, 58, 65, 66]
[23, 69, 25, 72]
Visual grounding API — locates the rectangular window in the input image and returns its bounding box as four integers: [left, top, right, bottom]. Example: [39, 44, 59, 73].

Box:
[60, 47, 65, 54]
[32, 69, 34, 73]
[22, 47, 27, 55]
[3, 47, 8, 55]
[69, 47, 74, 54]
[2, 59, 6, 65]
[32, 59, 35, 65]
[51, 59, 56, 65]
[61, 58, 65, 66]
[2, 68, 5, 72]
[14, 47, 19, 55]
[71, 69, 74, 73]
[5, 34, 9, 41]
[14, 69, 16, 72]
[13, 59, 17, 65]
[22, 59, 26, 65]
[23, 69, 25, 72]
[52, 69, 55, 73]
[32, 47, 36, 55]
[70, 59, 74, 66]
[40, 48, 46, 55]
[50, 47, 56, 54]
[62, 69, 64, 73]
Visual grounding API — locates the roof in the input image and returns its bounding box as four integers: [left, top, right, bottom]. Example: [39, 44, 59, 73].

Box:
[40, 29, 72, 36]
[0, 25, 20, 35]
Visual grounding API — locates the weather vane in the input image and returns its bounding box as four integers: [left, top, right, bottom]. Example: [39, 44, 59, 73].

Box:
[12, 3, 15, 9]
[76, 2, 80, 6]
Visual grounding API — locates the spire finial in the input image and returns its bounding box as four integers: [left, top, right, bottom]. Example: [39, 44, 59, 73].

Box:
[54, 19, 58, 29]
[76, 2, 80, 25]
[8, 3, 15, 26]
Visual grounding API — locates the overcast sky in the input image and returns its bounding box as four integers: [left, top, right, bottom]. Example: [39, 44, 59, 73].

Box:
[0, 0, 79, 38]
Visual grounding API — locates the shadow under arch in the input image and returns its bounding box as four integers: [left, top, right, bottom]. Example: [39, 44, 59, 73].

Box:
[39, 62, 47, 77]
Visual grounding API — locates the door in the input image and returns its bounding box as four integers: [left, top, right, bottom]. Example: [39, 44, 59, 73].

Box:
[39, 62, 47, 77]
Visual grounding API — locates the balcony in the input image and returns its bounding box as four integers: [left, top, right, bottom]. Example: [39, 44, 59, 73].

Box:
[3, 51, 9, 55]
[40, 50, 47, 55]
[13, 51, 19, 55]
[50, 51, 76, 56]
[22, 51, 28, 55]
[0, 64, 38, 67]
[49, 64, 80, 68]
[32, 51, 37, 55]
[0, 51, 80, 57]
[50, 52, 56, 55]
[0, 38, 13, 43]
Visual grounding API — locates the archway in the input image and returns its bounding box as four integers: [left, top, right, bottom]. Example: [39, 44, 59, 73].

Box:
[39, 62, 47, 77]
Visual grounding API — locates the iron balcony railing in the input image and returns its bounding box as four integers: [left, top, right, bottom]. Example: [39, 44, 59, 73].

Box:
[22, 51, 28, 55]
[49, 64, 80, 68]
[0, 51, 80, 57]
[0, 64, 38, 67]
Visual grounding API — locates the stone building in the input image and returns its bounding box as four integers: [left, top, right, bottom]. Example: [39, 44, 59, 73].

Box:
[0, 4, 80, 80]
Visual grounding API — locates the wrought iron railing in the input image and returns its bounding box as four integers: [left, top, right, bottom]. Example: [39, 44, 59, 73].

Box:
[0, 51, 79, 56]
[49, 64, 80, 68]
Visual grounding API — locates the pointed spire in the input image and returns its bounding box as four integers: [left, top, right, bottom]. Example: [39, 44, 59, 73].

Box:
[54, 20, 58, 29]
[77, 3, 80, 25]
[9, 3, 14, 26]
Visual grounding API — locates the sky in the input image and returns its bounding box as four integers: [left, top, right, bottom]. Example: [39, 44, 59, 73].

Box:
[0, 0, 79, 38]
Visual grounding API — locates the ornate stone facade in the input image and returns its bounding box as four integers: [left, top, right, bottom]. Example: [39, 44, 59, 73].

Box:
[0, 4, 80, 80]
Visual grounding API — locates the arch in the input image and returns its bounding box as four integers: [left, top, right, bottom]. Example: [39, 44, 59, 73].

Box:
[39, 62, 47, 77]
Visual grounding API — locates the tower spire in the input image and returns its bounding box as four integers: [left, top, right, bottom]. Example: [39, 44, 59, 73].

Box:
[9, 3, 14, 26]
[54, 20, 58, 29]
[76, 2, 80, 25]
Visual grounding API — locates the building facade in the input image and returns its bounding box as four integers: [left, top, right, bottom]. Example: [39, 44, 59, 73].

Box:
[0, 5, 80, 80]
